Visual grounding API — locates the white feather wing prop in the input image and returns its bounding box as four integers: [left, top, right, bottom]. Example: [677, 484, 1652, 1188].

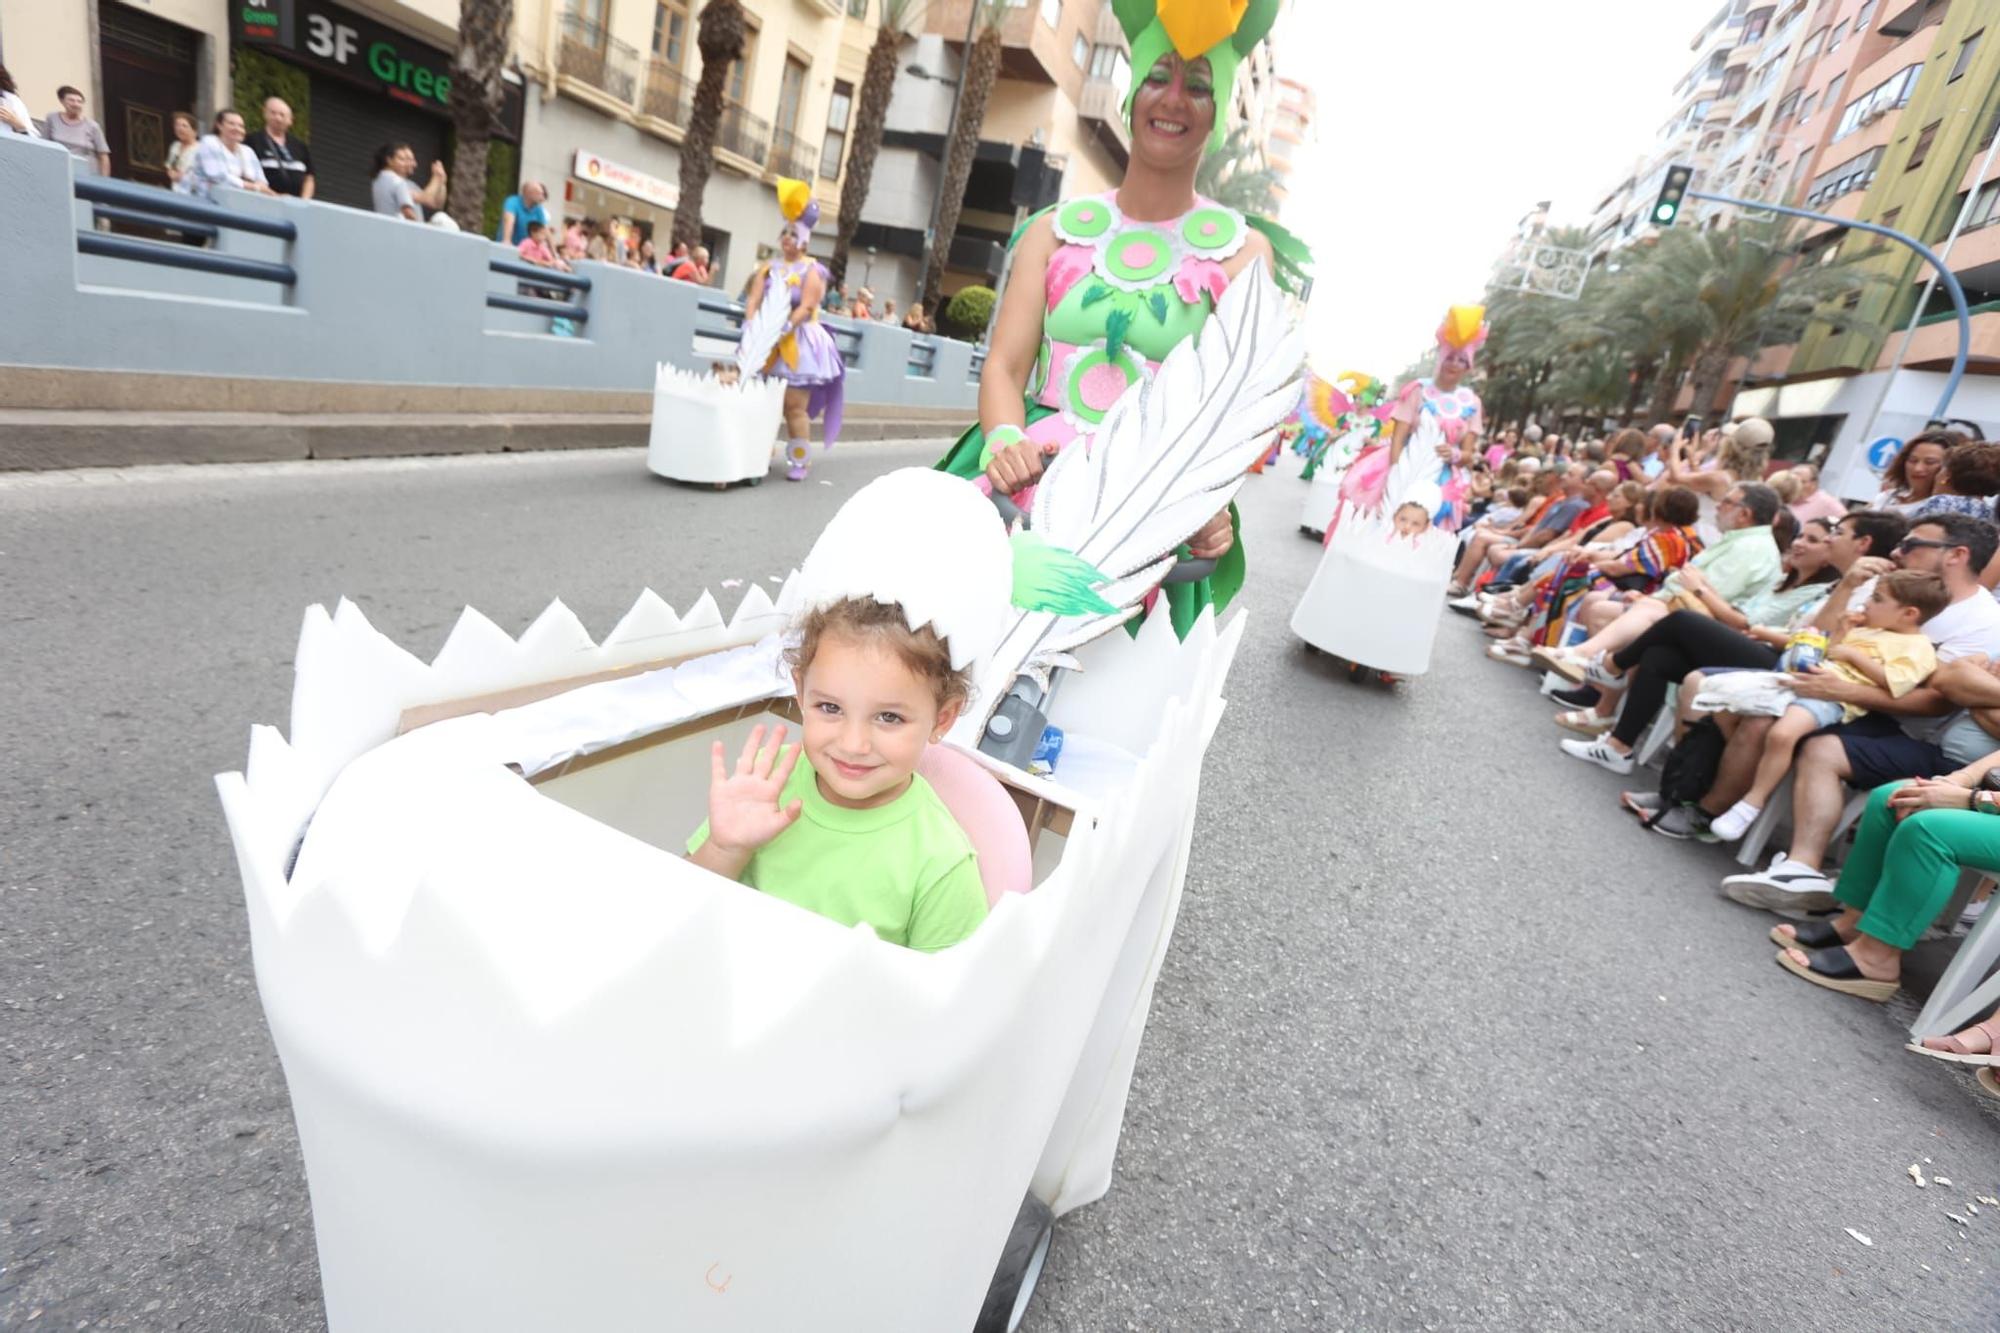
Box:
[954, 259, 1303, 737]
[734, 273, 793, 378]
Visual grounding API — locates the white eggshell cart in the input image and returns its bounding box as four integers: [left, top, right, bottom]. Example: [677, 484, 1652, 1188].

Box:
[1296, 427, 1369, 538]
[1291, 517, 1454, 677]
[215, 582, 1246, 1333]
[646, 362, 785, 486]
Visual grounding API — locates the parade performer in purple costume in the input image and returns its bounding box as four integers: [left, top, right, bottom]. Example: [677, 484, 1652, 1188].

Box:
[741, 178, 846, 481]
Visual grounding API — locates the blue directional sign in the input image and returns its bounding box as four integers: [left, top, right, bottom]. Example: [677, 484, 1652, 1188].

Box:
[1867, 436, 1902, 471]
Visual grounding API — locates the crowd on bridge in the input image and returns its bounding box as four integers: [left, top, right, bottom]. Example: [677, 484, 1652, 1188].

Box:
[1438, 418, 2000, 1088]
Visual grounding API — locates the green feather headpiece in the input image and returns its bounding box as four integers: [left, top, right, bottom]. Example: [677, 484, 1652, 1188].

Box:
[1113, 0, 1281, 152]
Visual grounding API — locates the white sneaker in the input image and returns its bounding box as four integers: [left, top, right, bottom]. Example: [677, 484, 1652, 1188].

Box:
[1583, 654, 1625, 688]
[1447, 593, 1483, 615]
[1958, 896, 1988, 934]
[1722, 854, 1838, 916]
[1708, 801, 1762, 842]
[1486, 641, 1532, 667]
[1558, 736, 1634, 774]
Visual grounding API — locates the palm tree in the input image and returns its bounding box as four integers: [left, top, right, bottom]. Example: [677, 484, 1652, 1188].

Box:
[446, 0, 515, 231]
[673, 0, 748, 252]
[831, 0, 925, 286]
[919, 0, 1007, 315]
[1195, 125, 1281, 216]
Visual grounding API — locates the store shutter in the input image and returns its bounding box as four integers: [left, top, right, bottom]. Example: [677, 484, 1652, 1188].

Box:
[306, 75, 450, 214]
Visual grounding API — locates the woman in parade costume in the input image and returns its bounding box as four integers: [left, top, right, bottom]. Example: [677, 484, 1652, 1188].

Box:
[1327, 307, 1487, 543]
[740, 178, 847, 481]
[937, 0, 1312, 638]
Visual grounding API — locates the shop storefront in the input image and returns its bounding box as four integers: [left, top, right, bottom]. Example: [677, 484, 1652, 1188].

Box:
[567, 147, 676, 255]
[231, 0, 522, 213]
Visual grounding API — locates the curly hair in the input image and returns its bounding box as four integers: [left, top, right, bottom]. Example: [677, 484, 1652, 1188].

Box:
[786, 597, 972, 709]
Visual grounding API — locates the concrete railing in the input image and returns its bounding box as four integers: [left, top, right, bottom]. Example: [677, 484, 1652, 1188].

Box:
[0, 133, 981, 408]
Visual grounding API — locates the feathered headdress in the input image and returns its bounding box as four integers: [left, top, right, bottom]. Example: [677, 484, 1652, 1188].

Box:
[1112, 0, 1282, 151]
[1435, 305, 1488, 369]
[775, 176, 820, 246]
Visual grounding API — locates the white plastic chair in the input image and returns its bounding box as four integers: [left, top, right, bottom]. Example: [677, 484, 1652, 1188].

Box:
[1910, 874, 2000, 1040]
[1734, 780, 1869, 870]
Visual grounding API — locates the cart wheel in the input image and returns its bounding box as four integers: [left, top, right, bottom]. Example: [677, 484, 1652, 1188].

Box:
[1300, 524, 1316, 537]
[1301, 641, 1319, 656]
[1346, 661, 1368, 684]
[747, 474, 765, 487]
[975, 1192, 1054, 1333]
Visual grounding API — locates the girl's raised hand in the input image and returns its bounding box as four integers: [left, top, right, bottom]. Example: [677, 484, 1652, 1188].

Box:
[706, 723, 805, 856]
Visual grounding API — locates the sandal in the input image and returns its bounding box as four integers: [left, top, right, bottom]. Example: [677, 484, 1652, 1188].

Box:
[1774, 945, 1898, 1002]
[1555, 708, 1613, 736]
[1770, 919, 1848, 952]
[1980, 1068, 1999, 1098]
[1906, 1016, 2000, 1067]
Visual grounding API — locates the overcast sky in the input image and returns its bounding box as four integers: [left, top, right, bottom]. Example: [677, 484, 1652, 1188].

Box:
[1275, 0, 1726, 376]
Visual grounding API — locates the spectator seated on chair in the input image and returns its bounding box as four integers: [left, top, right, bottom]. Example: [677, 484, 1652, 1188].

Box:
[1698, 568, 1949, 843]
[1447, 466, 1588, 597]
[1533, 481, 1786, 703]
[1770, 752, 2000, 1003]
[1711, 513, 2000, 915]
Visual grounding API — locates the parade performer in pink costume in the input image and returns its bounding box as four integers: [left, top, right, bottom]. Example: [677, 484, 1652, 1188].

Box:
[741, 178, 846, 481]
[1326, 306, 1487, 544]
[936, 0, 1312, 638]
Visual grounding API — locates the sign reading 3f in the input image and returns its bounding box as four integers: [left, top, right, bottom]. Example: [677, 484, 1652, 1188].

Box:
[304, 12, 361, 65]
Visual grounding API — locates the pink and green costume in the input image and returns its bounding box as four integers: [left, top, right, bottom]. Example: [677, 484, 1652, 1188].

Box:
[1330, 378, 1484, 539]
[938, 191, 1304, 635]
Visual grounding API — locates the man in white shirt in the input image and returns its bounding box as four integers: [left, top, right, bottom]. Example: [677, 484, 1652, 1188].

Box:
[1722, 512, 2000, 913]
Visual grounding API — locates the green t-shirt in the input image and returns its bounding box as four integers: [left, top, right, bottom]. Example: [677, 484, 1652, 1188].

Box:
[687, 755, 989, 952]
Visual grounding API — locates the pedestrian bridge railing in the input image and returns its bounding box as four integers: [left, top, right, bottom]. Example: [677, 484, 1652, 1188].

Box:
[0, 133, 980, 409]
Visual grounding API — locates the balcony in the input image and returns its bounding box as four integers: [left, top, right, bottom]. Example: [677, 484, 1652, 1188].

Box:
[1888, 307, 2000, 371]
[640, 60, 692, 131]
[1094, 4, 1124, 46]
[933, 0, 1065, 85]
[558, 13, 639, 105]
[716, 102, 772, 168]
[767, 128, 819, 183]
[1077, 75, 1130, 170]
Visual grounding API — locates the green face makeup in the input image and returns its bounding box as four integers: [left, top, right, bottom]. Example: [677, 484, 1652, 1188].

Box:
[1143, 55, 1214, 99]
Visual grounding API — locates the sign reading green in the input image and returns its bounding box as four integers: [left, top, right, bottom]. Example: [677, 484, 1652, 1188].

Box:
[232, 0, 522, 137]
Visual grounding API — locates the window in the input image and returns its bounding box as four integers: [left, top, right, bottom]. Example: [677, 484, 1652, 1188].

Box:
[1951, 31, 1983, 81]
[1855, 1, 1875, 32]
[1774, 91, 1798, 125]
[1072, 32, 1087, 67]
[1907, 119, 1941, 170]
[847, 0, 869, 16]
[1806, 145, 1882, 204]
[1879, 206, 1900, 236]
[1822, 71, 1844, 114]
[819, 79, 851, 180]
[1743, 8, 1771, 42]
[1832, 63, 1923, 139]
[1800, 26, 1826, 58]
[1967, 180, 2000, 232]
[1040, 0, 1060, 28]
[652, 0, 688, 65]
[776, 53, 808, 134]
[729, 20, 760, 103]
[1797, 91, 1817, 123]
[1720, 65, 1747, 96]
[1827, 20, 1847, 52]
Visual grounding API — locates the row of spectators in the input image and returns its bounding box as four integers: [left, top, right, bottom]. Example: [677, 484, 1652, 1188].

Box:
[1449, 421, 2000, 1088]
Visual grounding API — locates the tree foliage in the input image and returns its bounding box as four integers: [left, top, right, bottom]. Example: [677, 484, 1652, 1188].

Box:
[674, 0, 748, 251]
[1194, 125, 1281, 217]
[1477, 220, 1879, 429]
[921, 0, 1008, 314]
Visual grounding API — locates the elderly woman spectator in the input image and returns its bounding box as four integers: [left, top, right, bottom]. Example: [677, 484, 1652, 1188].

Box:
[1532, 481, 1785, 687]
[1788, 462, 1849, 523]
[667, 245, 710, 284]
[164, 110, 198, 186]
[1873, 429, 1964, 513]
[183, 109, 272, 200]
[1449, 465, 1593, 596]
[850, 287, 875, 320]
[1473, 478, 1647, 626]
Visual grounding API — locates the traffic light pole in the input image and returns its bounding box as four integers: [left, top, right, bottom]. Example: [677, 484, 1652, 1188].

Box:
[1685, 188, 1971, 423]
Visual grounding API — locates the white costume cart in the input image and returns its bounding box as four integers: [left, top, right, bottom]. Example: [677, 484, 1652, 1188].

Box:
[645, 362, 785, 486]
[215, 265, 1303, 1331]
[1296, 427, 1370, 538]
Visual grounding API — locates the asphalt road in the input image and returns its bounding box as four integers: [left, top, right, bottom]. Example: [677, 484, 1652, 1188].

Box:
[3, 444, 1997, 1332]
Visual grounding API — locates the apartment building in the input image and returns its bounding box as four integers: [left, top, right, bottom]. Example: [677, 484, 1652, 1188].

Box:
[1265, 75, 1312, 205]
[841, 0, 1132, 308]
[1740, 0, 2000, 493]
